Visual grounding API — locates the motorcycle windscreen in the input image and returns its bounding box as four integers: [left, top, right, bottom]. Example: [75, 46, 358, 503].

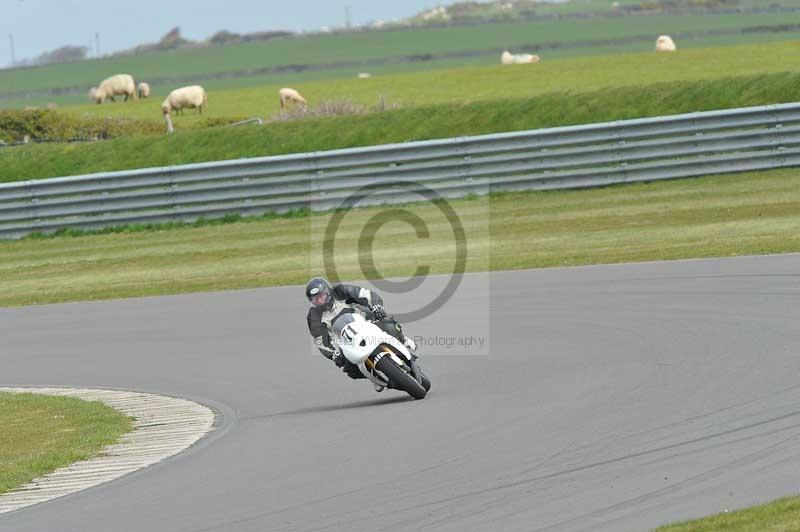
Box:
[330, 312, 358, 341]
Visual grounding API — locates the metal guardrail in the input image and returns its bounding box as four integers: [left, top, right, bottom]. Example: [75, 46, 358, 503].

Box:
[2, 102, 800, 239]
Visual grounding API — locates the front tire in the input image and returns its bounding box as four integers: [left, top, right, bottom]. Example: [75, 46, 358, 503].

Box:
[419, 370, 431, 392]
[376, 356, 427, 400]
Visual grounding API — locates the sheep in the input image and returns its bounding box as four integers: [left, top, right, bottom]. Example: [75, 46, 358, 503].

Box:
[501, 51, 541, 65]
[279, 87, 307, 108]
[137, 82, 151, 100]
[655, 35, 677, 52]
[88, 74, 137, 104]
[161, 85, 208, 115]
[357, 72, 372, 79]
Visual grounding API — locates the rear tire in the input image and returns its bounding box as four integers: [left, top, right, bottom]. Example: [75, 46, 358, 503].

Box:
[376, 356, 427, 400]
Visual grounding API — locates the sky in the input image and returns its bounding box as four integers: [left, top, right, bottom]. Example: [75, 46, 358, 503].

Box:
[0, 0, 444, 67]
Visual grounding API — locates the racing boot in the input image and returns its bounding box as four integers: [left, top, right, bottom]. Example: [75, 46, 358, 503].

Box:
[393, 321, 416, 353]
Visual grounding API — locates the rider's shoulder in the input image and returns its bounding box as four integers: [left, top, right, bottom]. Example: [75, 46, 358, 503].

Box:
[331, 283, 350, 295]
[307, 306, 322, 320]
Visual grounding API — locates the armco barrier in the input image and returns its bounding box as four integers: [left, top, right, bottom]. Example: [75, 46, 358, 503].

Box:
[2, 102, 800, 238]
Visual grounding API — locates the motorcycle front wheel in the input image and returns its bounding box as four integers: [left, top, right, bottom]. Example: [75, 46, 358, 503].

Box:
[376, 356, 427, 400]
[419, 369, 431, 392]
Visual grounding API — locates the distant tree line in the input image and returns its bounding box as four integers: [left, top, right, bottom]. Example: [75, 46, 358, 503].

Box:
[110, 27, 294, 58]
[11, 45, 89, 67]
[12, 27, 294, 67]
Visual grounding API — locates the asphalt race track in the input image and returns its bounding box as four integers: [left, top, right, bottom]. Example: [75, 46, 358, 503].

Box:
[2, 254, 799, 532]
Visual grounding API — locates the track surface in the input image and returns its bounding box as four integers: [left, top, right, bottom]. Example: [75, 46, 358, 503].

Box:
[1, 254, 799, 532]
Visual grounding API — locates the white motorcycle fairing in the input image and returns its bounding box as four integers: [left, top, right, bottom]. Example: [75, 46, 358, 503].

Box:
[334, 314, 413, 388]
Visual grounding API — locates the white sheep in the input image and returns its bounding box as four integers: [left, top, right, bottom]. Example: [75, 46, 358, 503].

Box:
[279, 87, 307, 108]
[161, 85, 208, 115]
[655, 35, 677, 52]
[89, 74, 137, 104]
[357, 73, 372, 79]
[501, 51, 541, 65]
[137, 82, 151, 100]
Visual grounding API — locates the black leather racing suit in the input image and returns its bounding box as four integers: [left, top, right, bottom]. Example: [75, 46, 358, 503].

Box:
[306, 284, 406, 379]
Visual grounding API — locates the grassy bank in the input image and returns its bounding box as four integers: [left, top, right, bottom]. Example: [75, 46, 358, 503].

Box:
[1, 168, 798, 307]
[657, 496, 800, 531]
[0, 392, 133, 495]
[0, 109, 169, 144]
[3, 70, 800, 182]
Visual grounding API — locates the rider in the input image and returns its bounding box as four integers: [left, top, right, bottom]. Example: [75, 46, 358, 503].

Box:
[305, 277, 416, 380]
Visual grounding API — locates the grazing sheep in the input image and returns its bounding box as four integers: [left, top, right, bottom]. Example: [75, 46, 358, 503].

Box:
[655, 35, 677, 52]
[161, 85, 208, 115]
[137, 82, 151, 99]
[164, 113, 174, 134]
[357, 72, 372, 79]
[279, 87, 307, 108]
[89, 74, 137, 104]
[501, 51, 541, 65]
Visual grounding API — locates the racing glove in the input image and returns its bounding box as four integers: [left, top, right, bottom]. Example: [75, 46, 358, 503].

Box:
[371, 304, 387, 321]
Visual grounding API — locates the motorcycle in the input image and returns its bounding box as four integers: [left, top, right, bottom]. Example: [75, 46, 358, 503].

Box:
[331, 313, 431, 400]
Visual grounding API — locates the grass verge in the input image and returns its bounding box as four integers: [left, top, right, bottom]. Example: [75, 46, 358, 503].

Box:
[657, 495, 800, 531]
[1, 168, 798, 307]
[4, 70, 800, 182]
[0, 392, 134, 495]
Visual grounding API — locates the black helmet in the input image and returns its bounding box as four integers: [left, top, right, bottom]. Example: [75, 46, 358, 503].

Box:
[306, 277, 333, 311]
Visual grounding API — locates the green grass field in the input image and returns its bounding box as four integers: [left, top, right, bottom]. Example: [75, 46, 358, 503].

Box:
[657, 496, 800, 531]
[3, 66, 800, 182]
[1, 167, 798, 307]
[0, 392, 133, 495]
[56, 40, 800, 124]
[8, 30, 800, 110]
[3, 10, 800, 523]
[3, 11, 800, 108]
